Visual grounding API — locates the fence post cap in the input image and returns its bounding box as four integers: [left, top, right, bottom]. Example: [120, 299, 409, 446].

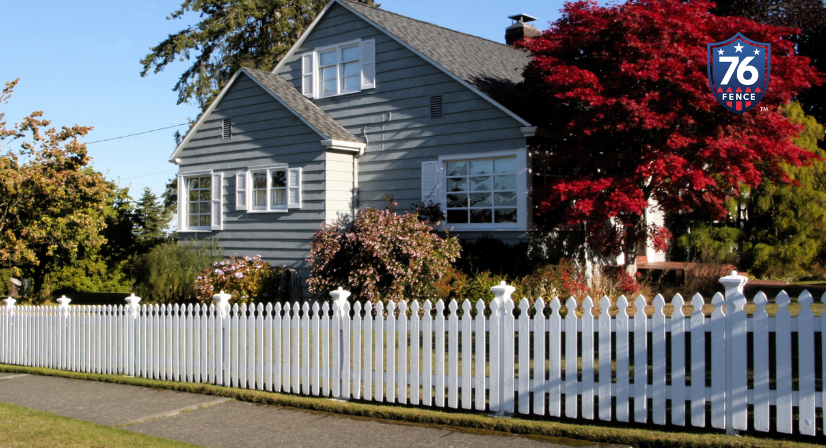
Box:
[56, 295, 71, 307]
[4, 297, 15, 307]
[125, 293, 141, 318]
[212, 290, 231, 318]
[719, 270, 748, 288]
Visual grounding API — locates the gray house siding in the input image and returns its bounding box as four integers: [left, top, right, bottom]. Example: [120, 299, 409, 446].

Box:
[278, 3, 529, 224]
[177, 73, 354, 295]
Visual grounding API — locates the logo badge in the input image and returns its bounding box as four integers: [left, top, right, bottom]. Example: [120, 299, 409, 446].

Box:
[707, 33, 770, 114]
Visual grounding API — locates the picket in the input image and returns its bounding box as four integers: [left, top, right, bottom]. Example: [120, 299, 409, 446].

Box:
[5, 274, 826, 439]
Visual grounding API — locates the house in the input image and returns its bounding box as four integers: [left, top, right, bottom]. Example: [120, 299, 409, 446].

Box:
[170, 0, 665, 298]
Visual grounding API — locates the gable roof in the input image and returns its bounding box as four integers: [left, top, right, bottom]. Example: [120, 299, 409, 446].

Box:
[274, 0, 532, 127]
[169, 68, 364, 162]
[342, 0, 528, 91]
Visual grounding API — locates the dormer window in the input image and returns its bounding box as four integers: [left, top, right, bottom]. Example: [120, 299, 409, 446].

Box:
[301, 39, 376, 98]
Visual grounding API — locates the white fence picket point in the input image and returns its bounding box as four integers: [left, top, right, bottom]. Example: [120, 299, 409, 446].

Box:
[670, 294, 686, 426]
[410, 301, 421, 406]
[633, 295, 648, 423]
[434, 300, 445, 408]
[262, 303, 272, 391]
[194, 304, 201, 383]
[320, 301, 329, 397]
[375, 301, 385, 402]
[352, 301, 362, 399]
[709, 292, 726, 429]
[651, 295, 666, 425]
[689, 293, 706, 427]
[301, 302, 310, 395]
[598, 296, 612, 422]
[422, 300, 434, 408]
[363, 301, 373, 401]
[775, 291, 793, 434]
[399, 301, 409, 405]
[474, 299, 486, 411]
[488, 298, 500, 412]
[310, 302, 320, 395]
[548, 298, 562, 417]
[751, 292, 769, 432]
[460, 299, 472, 410]
[517, 297, 531, 415]
[615, 296, 629, 422]
[796, 291, 816, 436]
[282, 302, 292, 393]
[340, 300, 351, 399]
[239, 303, 248, 389]
[387, 301, 397, 404]
[448, 299, 459, 409]
[274, 303, 283, 391]
[248, 304, 257, 389]
[565, 297, 578, 419]
[502, 296, 515, 414]
[232, 303, 240, 388]
[581, 297, 595, 420]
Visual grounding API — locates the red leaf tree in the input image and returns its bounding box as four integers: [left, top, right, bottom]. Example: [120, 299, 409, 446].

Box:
[519, 0, 821, 271]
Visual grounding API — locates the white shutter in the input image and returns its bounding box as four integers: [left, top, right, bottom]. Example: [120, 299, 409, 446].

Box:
[235, 171, 247, 211]
[177, 175, 185, 231]
[287, 167, 301, 209]
[211, 172, 223, 230]
[301, 53, 314, 97]
[421, 161, 439, 202]
[360, 40, 376, 89]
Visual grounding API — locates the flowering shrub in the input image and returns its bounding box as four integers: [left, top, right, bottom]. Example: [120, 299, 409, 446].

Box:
[307, 207, 461, 303]
[614, 270, 641, 296]
[195, 255, 281, 304]
[513, 259, 590, 301]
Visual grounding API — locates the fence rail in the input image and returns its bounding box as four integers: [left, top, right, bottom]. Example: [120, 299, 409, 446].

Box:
[1, 272, 824, 437]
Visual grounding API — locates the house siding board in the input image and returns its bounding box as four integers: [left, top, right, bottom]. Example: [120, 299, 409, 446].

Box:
[277, 2, 528, 227]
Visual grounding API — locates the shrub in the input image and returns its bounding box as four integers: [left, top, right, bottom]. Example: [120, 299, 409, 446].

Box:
[513, 259, 590, 302]
[307, 207, 461, 303]
[132, 239, 223, 303]
[194, 255, 281, 304]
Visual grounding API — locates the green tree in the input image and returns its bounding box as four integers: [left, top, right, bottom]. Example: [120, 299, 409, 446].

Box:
[134, 187, 172, 249]
[675, 102, 826, 280]
[0, 80, 112, 297]
[141, 0, 378, 109]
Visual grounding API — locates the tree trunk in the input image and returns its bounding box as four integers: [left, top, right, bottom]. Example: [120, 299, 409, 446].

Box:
[623, 213, 646, 276]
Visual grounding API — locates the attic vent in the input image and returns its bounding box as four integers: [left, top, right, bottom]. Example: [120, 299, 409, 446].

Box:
[221, 118, 232, 140]
[429, 95, 444, 119]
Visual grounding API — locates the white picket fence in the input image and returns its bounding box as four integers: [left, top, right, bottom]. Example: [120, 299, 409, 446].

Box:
[0, 272, 824, 437]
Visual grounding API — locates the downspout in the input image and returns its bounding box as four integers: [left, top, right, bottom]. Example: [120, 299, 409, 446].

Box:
[353, 127, 368, 218]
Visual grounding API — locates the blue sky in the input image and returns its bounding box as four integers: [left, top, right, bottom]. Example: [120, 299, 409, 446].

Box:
[1, 0, 565, 200]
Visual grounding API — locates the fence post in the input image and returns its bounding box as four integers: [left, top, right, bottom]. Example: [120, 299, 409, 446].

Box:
[2, 298, 14, 364]
[330, 287, 350, 398]
[490, 281, 515, 415]
[719, 270, 749, 435]
[213, 291, 231, 386]
[125, 294, 141, 376]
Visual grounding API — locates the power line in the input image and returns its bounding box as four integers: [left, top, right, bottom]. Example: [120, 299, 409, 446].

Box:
[86, 123, 189, 145]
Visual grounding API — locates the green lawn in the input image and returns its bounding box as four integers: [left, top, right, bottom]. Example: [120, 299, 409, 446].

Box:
[0, 402, 200, 448]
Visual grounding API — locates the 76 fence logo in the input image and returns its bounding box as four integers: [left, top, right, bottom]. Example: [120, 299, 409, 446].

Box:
[707, 33, 771, 114]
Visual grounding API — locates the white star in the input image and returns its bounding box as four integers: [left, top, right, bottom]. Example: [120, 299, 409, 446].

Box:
[754, 48, 760, 55]
[734, 43, 744, 52]
[718, 48, 724, 55]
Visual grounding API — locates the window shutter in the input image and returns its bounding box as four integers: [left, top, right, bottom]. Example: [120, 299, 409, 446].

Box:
[177, 175, 185, 231]
[287, 167, 301, 209]
[211, 172, 223, 230]
[301, 53, 314, 97]
[235, 171, 247, 211]
[360, 40, 376, 89]
[421, 161, 439, 202]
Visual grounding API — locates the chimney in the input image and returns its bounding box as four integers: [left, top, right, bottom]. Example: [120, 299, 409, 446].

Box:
[505, 14, 539, 46]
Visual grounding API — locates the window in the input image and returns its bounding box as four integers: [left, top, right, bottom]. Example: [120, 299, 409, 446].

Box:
[236, 165, 301, 212]
[301, 39, 376, 98]
[178, 172, 222, 231]
[421, 151, 527, 231]
[445, 157, 518, 225]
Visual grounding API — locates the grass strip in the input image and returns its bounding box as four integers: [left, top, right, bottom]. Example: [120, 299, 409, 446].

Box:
[1, 364, 823, 448]
[0, 401, 200, 448]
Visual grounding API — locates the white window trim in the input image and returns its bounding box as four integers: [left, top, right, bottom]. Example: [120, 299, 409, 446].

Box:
[178, 170, 222, 233]
[238, 164, 301, 213]
[436, 149, 528, 232]
[302, 38, 376, 99]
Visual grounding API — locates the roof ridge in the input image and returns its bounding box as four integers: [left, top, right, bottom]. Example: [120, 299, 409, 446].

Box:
[338, 0, 521, 52]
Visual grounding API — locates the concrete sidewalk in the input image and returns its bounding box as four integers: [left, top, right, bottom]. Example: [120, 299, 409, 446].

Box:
[0, 373, 623, 448]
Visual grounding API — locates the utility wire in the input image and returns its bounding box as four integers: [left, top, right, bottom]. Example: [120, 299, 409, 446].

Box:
[86, 123, 188, 145]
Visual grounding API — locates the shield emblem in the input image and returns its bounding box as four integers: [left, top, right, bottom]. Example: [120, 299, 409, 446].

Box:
[707, 33, 770, 114]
